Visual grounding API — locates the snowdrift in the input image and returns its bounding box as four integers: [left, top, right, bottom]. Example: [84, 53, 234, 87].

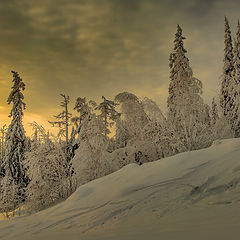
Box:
[1, 138, 240, 240]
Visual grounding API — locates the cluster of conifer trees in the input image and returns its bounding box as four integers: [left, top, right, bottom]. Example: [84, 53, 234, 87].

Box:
[0, 17, 239, 217]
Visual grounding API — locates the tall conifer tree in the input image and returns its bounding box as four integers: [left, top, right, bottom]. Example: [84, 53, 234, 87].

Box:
[220, 17, 234, 119]
[167, 25, 211, 150]
[229, 20, 240, 137]
[0, 71, 28, 213]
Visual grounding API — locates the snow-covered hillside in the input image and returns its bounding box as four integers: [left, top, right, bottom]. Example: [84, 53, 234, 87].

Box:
[1, 139, 240, 240]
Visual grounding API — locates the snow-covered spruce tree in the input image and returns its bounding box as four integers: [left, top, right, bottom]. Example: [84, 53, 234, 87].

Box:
[95, 96, 119, 137]
[228, 20, 240, 137]
[0, 71, 29, 214]
[220, 17, 235, 121]
[167, 25, 211, 150]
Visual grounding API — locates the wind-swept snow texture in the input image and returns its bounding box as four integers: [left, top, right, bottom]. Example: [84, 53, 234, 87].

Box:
[1, 138, 240, 240]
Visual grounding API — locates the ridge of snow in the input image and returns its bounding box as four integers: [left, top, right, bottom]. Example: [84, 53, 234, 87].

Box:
[1, 138, 240, 240]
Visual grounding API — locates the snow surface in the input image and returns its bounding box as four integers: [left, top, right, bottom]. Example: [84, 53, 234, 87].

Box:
[1, 138, 240, 240]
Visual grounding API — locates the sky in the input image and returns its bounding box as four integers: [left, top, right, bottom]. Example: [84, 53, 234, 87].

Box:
[0, 0, 240, 135]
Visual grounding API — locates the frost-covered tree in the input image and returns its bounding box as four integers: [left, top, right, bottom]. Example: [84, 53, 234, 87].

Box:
[49, 94, 72, 144]
[210, 97, 227, 141]
[106, 94, 186, 168]
[0, 71, 28, 213]
[114, 92, 149, 146]
[25, 122, 73, 212]
[142, 97, 166, 124]
[49, 94, 76, 166]
[72, 113, 112, 186]
[0, 125, 7, 177]
[220, 17, 234, 120]
[228, 21, 240, 137]
[0, 125, 7, 160]
[110, 93, 151, 165]
[31, 129, 40, 149]
[70, 97, 98, 163]
[0, 177, 20, 216]
[167, 25, 211, 150]
[72, 97, 96, 128]
[140, 120, 186, 161]
[140, 98, 186, 158]
[71, 97, 97, 142]
[211, 97, 219, 127]
[95, 96, 119, 137]
[30, 121, 51, 145]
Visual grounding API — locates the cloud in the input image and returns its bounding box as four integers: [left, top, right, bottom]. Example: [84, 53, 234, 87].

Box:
[0, 0, 240, 133]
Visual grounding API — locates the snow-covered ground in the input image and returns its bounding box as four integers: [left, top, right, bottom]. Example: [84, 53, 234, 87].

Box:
[1, 138, 240, 240]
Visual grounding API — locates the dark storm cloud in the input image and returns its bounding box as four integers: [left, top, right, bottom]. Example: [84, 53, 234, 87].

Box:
[0, 0, 240, 127]
[0, 0, 170, 110]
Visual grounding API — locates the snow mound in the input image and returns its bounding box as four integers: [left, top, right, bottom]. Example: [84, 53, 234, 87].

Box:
[1, 138, 240, 240]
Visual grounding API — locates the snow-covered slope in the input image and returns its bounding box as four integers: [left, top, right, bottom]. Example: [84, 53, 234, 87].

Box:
[1, 139, 240, 240]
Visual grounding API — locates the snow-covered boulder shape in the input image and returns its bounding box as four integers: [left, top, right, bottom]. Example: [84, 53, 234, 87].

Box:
[1, 138, 240, 240]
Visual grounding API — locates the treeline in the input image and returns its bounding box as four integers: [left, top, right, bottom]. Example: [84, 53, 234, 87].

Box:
[0, 17, 239, 217]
